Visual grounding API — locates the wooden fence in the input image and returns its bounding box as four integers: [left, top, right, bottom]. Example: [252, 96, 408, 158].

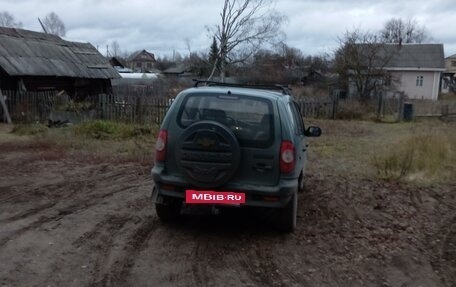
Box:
[97, 94, 171, 124]
[2, 88, 456, 124]
[409, 99, 456, 117]
[296, 99, 336, 119]
[0, 90, 58, 123]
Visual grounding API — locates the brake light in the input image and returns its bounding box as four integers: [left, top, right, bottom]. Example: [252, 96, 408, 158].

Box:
[280, 141, 295, 173]
[155, 130, 168, 162]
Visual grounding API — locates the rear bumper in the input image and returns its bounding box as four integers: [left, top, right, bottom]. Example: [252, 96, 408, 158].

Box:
[151, 166, 297, 208]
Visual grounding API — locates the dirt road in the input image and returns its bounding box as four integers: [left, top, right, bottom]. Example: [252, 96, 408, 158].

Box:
[0, 136, 455, 286]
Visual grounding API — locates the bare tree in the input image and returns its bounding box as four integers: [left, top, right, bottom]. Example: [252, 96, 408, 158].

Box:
[110, 40, 121, 57]
[207, 0, 286, 81]
[42, 12, 66, 36]
[184, 38, 192, 55]
[335, 30, 398, 101]
[380, 18, 430, 44]
[0, 11, 22, 28]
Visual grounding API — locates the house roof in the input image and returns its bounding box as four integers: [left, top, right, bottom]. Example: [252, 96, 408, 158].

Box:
[352, 43, 445, 71]
[0, 27, 120, 79]
[109, 56, 127, 68]
[447, 54, 456, 59]
[127, 49, 156, 62]
[383, 44, 445, 70]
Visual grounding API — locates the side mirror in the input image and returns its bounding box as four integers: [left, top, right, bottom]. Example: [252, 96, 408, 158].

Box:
[305, 126, 321, 137]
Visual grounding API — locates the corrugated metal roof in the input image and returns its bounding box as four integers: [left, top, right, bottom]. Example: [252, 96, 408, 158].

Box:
[0, 27, 120, 79]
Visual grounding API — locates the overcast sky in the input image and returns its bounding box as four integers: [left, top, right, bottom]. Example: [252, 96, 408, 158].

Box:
[2, 0, 456, 58]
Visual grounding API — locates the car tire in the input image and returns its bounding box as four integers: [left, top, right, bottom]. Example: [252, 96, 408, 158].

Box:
[277, 192, 297, 233]
[155, 197, 182, 222]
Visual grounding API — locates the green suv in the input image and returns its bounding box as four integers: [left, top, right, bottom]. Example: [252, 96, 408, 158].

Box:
[151, 81, 321, 232]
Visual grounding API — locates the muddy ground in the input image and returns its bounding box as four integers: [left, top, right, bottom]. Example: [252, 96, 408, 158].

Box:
[0, 124, 455, 287]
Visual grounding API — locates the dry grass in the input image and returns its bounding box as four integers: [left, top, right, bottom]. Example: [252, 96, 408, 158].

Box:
[439, 92, 456, 101]
[306, 119, 456, 184]
[372, 133, 455, 183]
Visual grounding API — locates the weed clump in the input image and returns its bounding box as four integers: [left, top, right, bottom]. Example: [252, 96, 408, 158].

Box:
[372, 134, 454, 182]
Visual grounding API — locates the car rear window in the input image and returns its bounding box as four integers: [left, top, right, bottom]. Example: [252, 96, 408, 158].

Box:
[178, 93, 274, 147]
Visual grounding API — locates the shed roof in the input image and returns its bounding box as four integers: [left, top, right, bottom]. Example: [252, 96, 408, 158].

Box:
[0, 27, 120, 79]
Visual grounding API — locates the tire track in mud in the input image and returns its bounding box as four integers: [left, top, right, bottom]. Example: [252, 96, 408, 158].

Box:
[90, 216, 159, 287]
[237, 242, 308, 287]
[0, 202, 57, 224]
[0, 167, 139, 224]
[191, 236, 211, 286]
[0, 183, 141, 247]
[433, 215, 456, 286]
[186, 222, 308, 287]
[73, 214, 133, 286]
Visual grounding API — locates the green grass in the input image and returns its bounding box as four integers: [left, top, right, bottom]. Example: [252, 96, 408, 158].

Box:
[73, 120, 157, 140]
[11, 123, 48, 136]
[5, 120, 159, 166]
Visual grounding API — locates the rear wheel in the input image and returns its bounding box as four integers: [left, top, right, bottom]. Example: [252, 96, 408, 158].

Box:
[276, 192, 297, 233]
[155, 196, 182, 222]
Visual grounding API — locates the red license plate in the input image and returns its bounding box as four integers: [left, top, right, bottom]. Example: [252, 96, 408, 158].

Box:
[186, 190, 246, 205]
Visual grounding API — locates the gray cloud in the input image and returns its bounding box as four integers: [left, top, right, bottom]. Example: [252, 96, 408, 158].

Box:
[2, 0, 455, 57]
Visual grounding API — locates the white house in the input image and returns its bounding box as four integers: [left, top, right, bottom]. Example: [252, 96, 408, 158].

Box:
[348, 44, 445, 100]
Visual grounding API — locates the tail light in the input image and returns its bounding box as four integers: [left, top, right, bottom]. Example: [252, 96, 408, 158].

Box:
[280, 140, 295, 173]
[155, 130, 168, 162]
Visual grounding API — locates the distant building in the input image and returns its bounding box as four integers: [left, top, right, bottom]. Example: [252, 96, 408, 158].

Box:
[109, 56, 126, 68]
[441, 54, 456, 94]
[109, 57, 133, 73]
[162, 65, 192, 78]
[127, 50, 158, 73]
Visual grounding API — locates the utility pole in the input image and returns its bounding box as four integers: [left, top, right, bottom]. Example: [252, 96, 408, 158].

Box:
[38, 18, 48, 34]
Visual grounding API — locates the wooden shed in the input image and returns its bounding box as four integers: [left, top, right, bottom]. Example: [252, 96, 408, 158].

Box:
[0, 27, 120, 99]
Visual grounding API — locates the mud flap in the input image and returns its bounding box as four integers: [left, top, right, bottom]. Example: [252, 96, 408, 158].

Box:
[151, 186, 166, 204]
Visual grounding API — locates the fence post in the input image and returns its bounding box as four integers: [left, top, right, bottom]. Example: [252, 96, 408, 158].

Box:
[442, 104, 449, 119]
[397, 92, 405, 122]
[0, 88, 12, 124]
[332, 92, 339, 120]
[377, 91, 384, 120]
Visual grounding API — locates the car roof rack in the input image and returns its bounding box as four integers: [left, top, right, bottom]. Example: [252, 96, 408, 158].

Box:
[192, 80, 292, 95]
